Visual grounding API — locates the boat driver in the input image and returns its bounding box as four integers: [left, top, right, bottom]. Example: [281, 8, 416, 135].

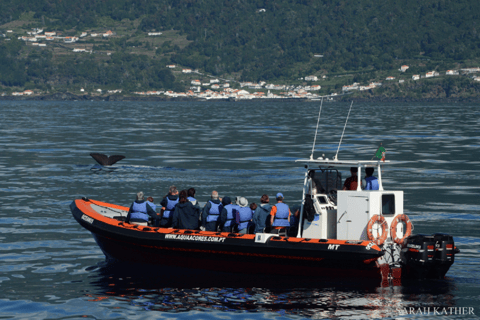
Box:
[364, 167, 379, 190]
[343, 167, 358, 190]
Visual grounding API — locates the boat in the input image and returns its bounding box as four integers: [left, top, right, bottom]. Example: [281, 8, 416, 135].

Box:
[70, 155, 459, 283]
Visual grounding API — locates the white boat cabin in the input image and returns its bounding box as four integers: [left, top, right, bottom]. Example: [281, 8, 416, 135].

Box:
[296, 157, 405, 242]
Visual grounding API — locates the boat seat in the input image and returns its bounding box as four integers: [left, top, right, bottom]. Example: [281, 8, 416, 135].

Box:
[271, 228, 288, 236]
[131, 221, 148, 226]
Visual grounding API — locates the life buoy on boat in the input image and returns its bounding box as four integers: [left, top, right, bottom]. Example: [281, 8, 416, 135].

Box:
[390, 214, 413, 245]
[367, 215, 388, 246]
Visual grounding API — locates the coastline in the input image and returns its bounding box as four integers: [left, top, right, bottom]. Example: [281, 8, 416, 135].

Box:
[0, 92, 479, 103]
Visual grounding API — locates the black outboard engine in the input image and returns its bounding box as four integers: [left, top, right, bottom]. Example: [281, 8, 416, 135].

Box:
[400, 233, 458, 279]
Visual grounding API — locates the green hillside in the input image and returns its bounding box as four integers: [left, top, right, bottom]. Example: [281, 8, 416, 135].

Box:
[1, 0, 480, 97]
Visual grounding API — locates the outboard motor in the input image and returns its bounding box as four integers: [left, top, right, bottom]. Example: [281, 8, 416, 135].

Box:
[401, 233, 458, 279]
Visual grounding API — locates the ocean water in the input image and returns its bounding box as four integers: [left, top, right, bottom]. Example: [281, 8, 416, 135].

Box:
[0, 100, 479, 319]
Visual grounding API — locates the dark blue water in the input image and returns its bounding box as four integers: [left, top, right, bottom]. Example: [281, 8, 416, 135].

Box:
[0, 100, 479, 319]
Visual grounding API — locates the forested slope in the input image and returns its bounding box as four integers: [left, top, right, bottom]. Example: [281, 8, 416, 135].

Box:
[1, 0, 480, 93]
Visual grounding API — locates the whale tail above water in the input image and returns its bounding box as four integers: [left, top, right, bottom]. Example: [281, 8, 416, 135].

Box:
[90, 153, 125, 166]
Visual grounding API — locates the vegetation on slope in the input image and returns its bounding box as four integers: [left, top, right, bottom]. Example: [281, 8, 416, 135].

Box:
[1, 0, 480, 97]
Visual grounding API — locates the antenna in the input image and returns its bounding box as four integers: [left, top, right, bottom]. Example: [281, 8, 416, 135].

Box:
[334, 101, 354, 160]
[310, 97, 324, 160]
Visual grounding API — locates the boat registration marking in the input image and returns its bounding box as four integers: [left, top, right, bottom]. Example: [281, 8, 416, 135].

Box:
[165, 234, 226, 242]
[81, 214, 94, 224]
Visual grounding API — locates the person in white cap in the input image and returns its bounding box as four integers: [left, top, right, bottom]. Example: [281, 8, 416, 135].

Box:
[235, 197, 253, 234]
[269, 192, 291, 232]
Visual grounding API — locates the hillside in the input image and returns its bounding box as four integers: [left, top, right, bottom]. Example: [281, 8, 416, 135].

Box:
[1, 0, 480, 98]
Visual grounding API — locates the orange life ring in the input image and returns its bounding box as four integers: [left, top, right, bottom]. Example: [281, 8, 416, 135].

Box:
[390, 214, 413, 245]
[367, 215, 388, 246]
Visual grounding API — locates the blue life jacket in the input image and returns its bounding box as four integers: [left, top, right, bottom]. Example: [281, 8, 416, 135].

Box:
[237, 207, 253, 231]
[206, 201, 222, 222]
[130, 202, 149, 221]
[163, 197, 179, 219]
[146, 201, 156, 212]
[365, 176, 379, 190]
[272, 202, 290, 227]
[223, 204, 236, 227]
[187, 196, 197, 205]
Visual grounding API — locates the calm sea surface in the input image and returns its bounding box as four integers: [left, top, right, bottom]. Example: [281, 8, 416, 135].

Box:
[0, 100, 479, 319]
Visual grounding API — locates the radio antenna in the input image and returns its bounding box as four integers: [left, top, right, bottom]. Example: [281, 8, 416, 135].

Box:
[310, 97, 324, 160]
[334, 101, 354, 160]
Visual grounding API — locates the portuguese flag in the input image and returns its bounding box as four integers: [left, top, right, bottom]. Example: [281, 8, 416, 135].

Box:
[375, 146, 386, 161]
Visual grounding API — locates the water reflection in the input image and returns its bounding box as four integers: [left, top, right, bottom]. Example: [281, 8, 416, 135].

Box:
[83, 261, 458, 318]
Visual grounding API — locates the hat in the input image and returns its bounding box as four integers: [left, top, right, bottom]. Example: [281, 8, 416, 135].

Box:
[238, 197, 248, 207]
[276, 193, 284, 198]
[222, 196, 231, 206]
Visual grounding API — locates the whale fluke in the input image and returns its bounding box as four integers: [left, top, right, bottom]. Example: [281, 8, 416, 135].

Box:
[90, 153, 125, 166]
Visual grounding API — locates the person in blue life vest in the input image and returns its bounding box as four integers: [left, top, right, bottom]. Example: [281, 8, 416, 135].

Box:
[219, 196, 237, 232]
[235, 197, 254, 234]
[364, 167, 379, 190]
[146, 196, 157, 212]
[160, 185, 179, 227]
[125, 191, 157, 225]
[187, 188, 198, 206]
[171, 190, 201, 230]
[270, 193, 291, 233]
[253, 194, 272, 233]
[202, 190, 223, 231]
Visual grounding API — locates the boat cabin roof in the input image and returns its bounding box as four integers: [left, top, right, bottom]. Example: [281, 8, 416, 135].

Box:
[296, 158, 390, 168]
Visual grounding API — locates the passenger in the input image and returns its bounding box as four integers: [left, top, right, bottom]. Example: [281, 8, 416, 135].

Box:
[343, 167, 359, 191]
[236, 197, 253, 234]
[219, 196, 237, 232]
[160, 185, 179, 227]
[187, 188, 198, 205]
[270, 193, 291, 233]
[289, 206, 301, 236]
[125, 191, 157, 225]
[146, 196, 157, 212]
[364, 167, 379, 190]
[233, 196, 241, 213]
[172, 190, 201, 230]
[253, 194, 272, 233]
[202, 190, 223, 231]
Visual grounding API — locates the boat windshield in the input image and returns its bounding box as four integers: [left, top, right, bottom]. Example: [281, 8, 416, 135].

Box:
[309, 168, 342, 194]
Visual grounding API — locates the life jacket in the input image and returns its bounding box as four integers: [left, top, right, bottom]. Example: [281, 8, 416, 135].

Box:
[163, 197, 179, 219]
[187, 196, 197, 205]
[146, 201, 156, 211]
[237, 207, 253, 231]
[130, 202, 149, 221]
[223, 204, 236, 227]
[206, 201, 222, 222]
[365, 176, 379, 190]
[272, 202, 290, 227]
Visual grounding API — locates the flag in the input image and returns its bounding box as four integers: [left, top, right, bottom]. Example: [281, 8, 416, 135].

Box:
[375, 146, 386, 161]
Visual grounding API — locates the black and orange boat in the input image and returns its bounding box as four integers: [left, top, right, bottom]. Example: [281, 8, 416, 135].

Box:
[70, 157, 459, 283]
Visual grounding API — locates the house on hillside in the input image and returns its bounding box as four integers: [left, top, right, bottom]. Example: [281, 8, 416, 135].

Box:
[166, 64, 176, 68]
[386, 76, 395, 80]
[103, 30, 114, 37]
[412, 75, 420, 80]
[182, 69, 192, 73]
[191, 80, 201, 86]
[45, 32, 56, 36]
[399, 65, 409, 72]
[305, 75, 318, 81]
[446, 70, 459, 75]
